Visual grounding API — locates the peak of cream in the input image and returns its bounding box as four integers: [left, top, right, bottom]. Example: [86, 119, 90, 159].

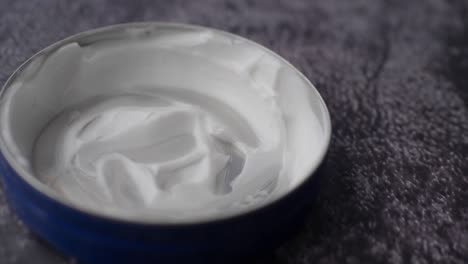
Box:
[0, 26, 326, 222]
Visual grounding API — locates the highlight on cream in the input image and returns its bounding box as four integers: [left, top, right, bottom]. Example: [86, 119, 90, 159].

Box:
[0, 25, 328, 222]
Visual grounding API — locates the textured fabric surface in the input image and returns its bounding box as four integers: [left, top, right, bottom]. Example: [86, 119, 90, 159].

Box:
[1, 0, 468, 263]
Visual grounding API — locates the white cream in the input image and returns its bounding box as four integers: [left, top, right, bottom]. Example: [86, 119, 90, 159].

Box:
[0, 25, 328, 222]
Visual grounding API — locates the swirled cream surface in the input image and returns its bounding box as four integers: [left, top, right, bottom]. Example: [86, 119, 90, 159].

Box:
[0, 25, 328, 222]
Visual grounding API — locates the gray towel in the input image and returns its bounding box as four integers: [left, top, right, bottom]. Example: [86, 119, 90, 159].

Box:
[0, 0, 467, 263]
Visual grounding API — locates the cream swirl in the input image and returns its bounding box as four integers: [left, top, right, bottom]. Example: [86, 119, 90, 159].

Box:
[34, 93, 284, 216]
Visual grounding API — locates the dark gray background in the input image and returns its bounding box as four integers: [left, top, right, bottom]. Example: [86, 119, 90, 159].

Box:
[1, 0, 468, 263]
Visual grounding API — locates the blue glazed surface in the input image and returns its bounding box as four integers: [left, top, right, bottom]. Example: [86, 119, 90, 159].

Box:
[0, 149, 324, 263]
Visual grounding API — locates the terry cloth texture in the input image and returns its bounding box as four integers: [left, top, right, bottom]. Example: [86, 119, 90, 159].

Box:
[0, 0, 467, 263]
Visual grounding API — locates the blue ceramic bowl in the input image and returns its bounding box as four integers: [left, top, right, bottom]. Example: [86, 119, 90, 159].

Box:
[0, 23, 331, 264]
